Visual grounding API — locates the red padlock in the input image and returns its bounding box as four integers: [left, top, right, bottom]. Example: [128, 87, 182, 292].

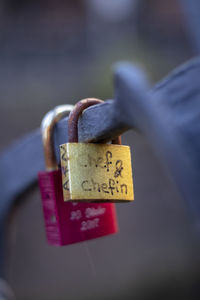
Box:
[38, 104, 118, 246]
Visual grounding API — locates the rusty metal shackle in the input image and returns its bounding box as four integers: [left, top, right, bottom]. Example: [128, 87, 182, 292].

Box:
[68, 98, 121, 144]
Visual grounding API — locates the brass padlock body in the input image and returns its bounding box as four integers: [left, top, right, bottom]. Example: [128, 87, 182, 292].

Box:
[60, 143, 134, 202]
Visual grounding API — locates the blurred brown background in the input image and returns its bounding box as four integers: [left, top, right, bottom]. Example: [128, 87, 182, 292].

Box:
[1, 0, 200, 299]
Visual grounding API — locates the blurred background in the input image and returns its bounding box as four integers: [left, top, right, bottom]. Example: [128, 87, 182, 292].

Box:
[1, 0, 200, 299]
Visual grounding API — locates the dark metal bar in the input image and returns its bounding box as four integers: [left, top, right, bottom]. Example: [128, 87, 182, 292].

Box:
[1, 57, 200, 226]
[0, 57, 200, 276]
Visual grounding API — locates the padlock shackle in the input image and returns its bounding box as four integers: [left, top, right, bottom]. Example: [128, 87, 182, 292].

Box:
[68, 98, 121, 144]
[41, 105, 74, 170]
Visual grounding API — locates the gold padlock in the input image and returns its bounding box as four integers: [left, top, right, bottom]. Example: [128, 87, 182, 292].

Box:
[60, 98, 134, 202]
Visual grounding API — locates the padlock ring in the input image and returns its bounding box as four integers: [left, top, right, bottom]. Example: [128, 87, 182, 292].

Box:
[41, 105, 74, 170]
[68, 98, 121, 144]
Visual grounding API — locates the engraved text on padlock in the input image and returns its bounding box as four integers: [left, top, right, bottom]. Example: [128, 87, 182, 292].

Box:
[60, 143, 134, 202]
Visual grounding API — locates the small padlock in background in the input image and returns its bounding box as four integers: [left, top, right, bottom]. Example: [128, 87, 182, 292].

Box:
[60, 99, 134, 202]
[38, 104, 118, 246]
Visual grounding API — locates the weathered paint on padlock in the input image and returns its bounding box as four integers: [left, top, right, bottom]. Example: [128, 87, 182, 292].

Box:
[38, 170, 118, 245]
[38, 105, 118, 246]
[60, 143, 134, 202]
